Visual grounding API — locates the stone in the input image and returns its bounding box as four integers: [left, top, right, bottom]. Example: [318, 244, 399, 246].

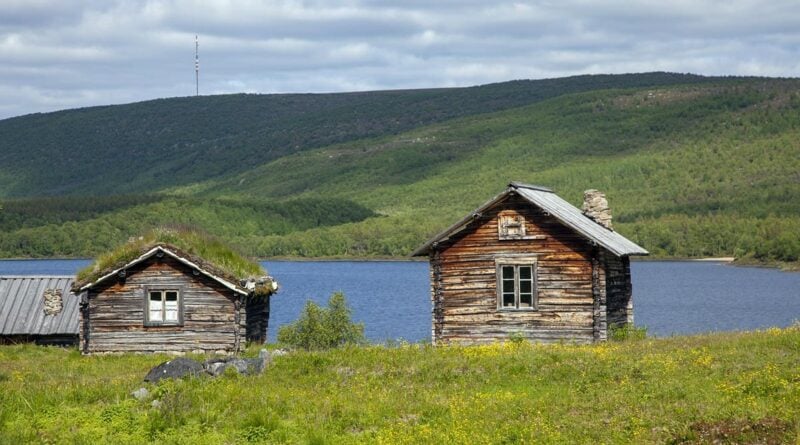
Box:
[201, 351, 271, 377]
[144, 357, 204, 383]
[204, 360, 229, 377]
[151, 399, 162, 409]
[42, 289, 63, 316]
[271, 348, 288, 357]
[582, 189, 613, 229]
[131, 387, 150, 400]
[232, 359, 253, 373]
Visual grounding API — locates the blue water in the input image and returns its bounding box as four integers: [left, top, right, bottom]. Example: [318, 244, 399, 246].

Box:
[1, 259, 798, 341]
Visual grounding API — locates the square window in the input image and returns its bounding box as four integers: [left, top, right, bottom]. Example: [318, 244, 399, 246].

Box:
[146, 289, 182, 325]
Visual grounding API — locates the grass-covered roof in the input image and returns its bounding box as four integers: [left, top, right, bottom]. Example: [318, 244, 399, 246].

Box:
[74, 228, 267, 292]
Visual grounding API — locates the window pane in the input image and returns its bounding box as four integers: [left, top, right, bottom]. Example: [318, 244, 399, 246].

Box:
[520, 293, 533, 307]
[148, 291, 162, 321]
[150, 307, 163, 320]
[502, 266, 514, 279]
[503, 293, 515, 307]
[502, 279, 515, 294]
[519, 266, 532, 280]
[520, 280, 532, 294]
[165, 301, 179, 321]
[165, 291, 178, 301]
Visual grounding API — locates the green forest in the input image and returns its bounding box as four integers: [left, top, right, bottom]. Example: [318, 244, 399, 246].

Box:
[0, 73, 798, 266]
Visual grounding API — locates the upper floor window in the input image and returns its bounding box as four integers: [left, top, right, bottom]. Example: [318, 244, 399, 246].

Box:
[498, 211, 527, 240]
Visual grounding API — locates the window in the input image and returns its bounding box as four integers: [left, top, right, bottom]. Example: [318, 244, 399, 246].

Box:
[497, 210, 545, 241]
[145, 289, 182, 325]
[498, 212, 526, 240]
[496, 257, 537, 310]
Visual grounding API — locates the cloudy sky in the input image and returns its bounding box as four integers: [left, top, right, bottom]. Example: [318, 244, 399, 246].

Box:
[1, 0, 798, 119]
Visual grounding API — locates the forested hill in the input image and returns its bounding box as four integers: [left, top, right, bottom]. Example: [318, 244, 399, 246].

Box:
[1, 73, 799, 265]
[1, 72, 720, 197]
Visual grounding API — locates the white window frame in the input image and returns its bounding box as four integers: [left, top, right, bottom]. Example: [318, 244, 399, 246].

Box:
[144, 286, 184, 326]
[495, 256, 538, 311]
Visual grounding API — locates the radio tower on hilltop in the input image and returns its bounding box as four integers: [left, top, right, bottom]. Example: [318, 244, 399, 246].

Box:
[194, 35, 199, 96]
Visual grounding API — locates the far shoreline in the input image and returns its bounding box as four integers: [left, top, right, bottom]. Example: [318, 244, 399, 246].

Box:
[3, 255, 798, 272]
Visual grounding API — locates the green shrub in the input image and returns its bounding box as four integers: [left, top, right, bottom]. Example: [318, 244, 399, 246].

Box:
[277, 292, 365, 350]
[609, 323, 648, 341]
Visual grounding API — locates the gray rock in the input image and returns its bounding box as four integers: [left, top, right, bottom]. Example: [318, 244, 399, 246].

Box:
[271, 348, 288, 357]
[228, 358, 252, 374]
[131, 387, 150, 400]
[144, 357, 204, 383]
[205, 361, 229, 377]
[249, 349, 272, 374]
[151, 399, 162, 409]
[201, 351, 272, 376]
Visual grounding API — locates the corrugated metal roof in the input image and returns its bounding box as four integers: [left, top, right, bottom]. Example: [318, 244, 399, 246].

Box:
[511, 183, 648, 257]
[0, 276, 79, 336]
[411, 182, 648, 257]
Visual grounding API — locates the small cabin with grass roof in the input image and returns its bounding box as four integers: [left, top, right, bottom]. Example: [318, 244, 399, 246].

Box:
[72, 230, 278, 354]
[412, 182, 648, 345]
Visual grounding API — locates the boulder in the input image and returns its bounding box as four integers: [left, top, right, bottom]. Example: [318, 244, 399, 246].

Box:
[144, 357, 204, 383]
[204, 359, 230, 377]
[202, 349, 272, 376]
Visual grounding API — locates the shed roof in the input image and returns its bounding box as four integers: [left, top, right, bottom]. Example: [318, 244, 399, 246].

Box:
[0, 276, 79, 336]
[411, 182, 649, 257]
[73, 245, 252, 296]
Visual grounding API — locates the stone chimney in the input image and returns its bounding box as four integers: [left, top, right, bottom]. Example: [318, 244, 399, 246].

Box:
[582, 189, 613, 229]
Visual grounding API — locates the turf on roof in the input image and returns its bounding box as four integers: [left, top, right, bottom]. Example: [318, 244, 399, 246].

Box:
[74, 228, 265, 290]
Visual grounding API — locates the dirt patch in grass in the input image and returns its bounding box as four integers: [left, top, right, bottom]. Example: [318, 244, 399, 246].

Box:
[671, 417, 795, 445]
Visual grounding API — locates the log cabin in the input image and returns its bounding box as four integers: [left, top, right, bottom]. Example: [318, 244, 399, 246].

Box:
[412, 182, 648, 344]
[71, 234, 277, 355]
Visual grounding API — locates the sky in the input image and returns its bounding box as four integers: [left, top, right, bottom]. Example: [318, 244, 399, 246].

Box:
[1, 0, 799, 119]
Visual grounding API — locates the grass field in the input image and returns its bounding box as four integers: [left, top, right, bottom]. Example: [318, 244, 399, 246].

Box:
[1, 327, 798, 444]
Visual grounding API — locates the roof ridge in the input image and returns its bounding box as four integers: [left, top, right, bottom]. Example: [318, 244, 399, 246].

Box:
[508, 181, 554, 193]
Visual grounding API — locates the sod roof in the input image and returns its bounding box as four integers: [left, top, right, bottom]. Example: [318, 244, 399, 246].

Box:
[73, 228, 269, 294]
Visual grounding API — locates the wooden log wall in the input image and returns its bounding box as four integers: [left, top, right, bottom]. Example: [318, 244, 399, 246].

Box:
[432, 194, 604, 345]
[245, 297, 270, 344]
[80, 256, 246, 354]
[605, 253, 633, 328]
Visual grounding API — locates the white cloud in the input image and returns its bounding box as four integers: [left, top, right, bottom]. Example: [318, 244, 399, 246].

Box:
[0, 0, 798, 118]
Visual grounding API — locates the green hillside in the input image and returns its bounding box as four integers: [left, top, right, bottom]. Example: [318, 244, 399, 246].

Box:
[0, 73, 722, 197]
[1, 74, 799, 265]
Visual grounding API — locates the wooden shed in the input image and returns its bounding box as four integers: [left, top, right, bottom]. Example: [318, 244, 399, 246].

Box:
[72, 236, 277, 355]
[412, 182, 648, 344]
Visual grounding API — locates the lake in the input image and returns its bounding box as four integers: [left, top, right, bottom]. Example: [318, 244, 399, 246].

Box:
[1, 259, 798, 342]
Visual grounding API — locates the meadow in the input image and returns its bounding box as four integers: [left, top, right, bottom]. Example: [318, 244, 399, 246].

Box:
[1, 327, 798, 444]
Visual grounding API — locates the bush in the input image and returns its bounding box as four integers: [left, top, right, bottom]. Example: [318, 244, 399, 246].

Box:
[277, 292, 365, 350]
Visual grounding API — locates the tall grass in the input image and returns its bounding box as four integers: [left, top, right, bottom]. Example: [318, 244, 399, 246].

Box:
[1, 327, 798, 443]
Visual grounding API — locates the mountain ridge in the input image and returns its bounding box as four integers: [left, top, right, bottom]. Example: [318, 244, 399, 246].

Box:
[0, 73, 798, 265]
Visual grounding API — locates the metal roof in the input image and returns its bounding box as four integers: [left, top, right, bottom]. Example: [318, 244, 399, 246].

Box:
[411, 182, 649, 257]
[0, 276, 79, 336]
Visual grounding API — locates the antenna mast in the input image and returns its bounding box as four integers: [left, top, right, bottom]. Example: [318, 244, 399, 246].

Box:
[194, 35, 199, 96]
